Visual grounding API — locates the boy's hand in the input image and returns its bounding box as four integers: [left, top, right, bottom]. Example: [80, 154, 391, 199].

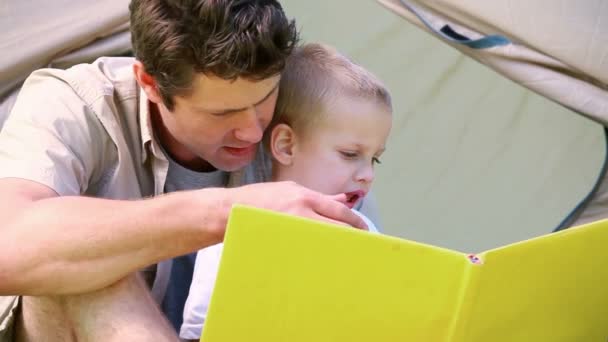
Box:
[222, 181, 368, 231]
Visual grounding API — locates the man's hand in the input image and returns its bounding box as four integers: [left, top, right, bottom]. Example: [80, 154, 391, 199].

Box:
[209, 181, 368, 236]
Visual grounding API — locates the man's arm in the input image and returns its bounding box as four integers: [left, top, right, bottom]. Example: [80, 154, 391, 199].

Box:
[0, 179, 365, 296]
[0, 178, 224, 296]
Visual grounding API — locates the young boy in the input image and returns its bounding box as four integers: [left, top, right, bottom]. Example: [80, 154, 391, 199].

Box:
[179, 43, 393, 340]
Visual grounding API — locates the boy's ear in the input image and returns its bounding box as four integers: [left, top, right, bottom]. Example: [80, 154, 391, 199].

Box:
[270, 123, 297, 166]
[133, 61, 163, 104]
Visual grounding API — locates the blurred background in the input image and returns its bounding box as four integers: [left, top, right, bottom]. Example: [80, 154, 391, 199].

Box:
[1, 0, 605, 253]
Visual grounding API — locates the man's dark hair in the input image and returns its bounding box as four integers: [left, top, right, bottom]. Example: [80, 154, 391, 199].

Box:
[129, 0, 298, 110]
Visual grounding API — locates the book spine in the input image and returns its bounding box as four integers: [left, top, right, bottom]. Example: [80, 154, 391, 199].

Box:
[445, 253, 484, 342]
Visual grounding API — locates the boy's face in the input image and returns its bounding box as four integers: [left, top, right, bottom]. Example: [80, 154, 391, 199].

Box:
[274, 96, 392, 208]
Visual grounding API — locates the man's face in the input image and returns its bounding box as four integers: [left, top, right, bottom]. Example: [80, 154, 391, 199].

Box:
[279, 96, 392, 208]
[155, 73, 280, 171]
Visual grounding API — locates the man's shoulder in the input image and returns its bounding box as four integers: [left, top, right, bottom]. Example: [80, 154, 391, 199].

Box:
[6, 56, 142, 177]
[26, 56, 138, 103]
[14, 56, 142, 143]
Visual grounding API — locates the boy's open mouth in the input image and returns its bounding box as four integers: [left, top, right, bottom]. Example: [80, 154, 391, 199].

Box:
[345, 190, 365, 209]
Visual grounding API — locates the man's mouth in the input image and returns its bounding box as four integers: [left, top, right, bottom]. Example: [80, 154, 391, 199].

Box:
[344, 190, 365, 209]
[223, 145, 256, 157]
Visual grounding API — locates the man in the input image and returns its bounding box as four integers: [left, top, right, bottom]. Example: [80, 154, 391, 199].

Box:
[0, 1, 367, 341]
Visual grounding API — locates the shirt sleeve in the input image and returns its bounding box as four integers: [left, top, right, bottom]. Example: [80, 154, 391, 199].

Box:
[352, 209, 380, 233]
[180, 243, 224, 340]
[356, 191, 383, 231]
[0, 71, 107, 195]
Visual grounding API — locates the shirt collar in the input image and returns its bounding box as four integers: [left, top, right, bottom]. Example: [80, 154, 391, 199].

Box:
[139, 88, 165, 163]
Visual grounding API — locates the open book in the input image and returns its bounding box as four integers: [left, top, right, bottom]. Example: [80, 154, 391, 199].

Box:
[201, 205, 608, 342]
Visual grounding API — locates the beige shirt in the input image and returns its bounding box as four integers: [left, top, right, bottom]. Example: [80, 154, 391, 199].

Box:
[0, 57, 272, 199]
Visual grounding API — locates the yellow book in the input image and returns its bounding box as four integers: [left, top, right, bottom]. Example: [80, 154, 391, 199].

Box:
[201, 205, 608, 342]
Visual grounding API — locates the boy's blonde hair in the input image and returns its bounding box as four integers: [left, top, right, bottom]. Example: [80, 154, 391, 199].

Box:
[271, 43, 392, 136]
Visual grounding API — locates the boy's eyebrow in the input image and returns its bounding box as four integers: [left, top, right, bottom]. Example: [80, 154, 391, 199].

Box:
[202, 82, 280, 115]
[348, 144, 386, 154]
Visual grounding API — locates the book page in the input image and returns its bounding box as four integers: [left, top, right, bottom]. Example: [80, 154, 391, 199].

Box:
[202, 205, 472, 342]
[460, 220, 608, 341]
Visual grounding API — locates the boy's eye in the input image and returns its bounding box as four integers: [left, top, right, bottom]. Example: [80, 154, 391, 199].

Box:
[340, 151, 358, 159]
[372, 157, 382, 165]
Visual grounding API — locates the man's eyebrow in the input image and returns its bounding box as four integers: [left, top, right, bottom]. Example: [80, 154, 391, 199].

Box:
[204, 82, 280, 115]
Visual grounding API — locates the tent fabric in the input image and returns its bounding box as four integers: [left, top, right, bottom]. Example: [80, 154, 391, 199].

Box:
[0, 0, 131, 104]
[377, 0, 608, 126]
[380, 0, 608, 84]
[376, 0, 608, 232]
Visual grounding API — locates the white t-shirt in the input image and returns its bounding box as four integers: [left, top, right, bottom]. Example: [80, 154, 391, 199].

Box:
[179, 210, 379, 339]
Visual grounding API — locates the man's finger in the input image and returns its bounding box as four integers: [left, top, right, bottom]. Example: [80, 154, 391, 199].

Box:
[329, 193, 348, 204]
[313, 215, 351, 228]
[313, 196, 368, 230]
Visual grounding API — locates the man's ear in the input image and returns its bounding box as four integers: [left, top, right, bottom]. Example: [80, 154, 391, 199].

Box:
[133, 61, 163, 104]
[270, 123, 297, 166]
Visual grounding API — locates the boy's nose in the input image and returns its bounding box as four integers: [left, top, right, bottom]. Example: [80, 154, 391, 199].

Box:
[234, 108, 263, 143]
[356, 164, 375, 184]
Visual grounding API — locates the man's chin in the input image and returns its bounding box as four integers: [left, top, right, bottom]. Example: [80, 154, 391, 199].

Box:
[212, 154, 257, 172]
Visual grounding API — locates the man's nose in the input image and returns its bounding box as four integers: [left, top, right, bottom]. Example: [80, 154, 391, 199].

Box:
[234, 108, 263, 143]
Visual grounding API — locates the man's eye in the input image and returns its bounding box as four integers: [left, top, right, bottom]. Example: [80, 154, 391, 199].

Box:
[208, 110, 232, 117]
[340, 151, 358, 159]
[372, 157, 382, 165]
